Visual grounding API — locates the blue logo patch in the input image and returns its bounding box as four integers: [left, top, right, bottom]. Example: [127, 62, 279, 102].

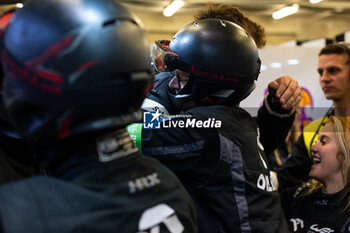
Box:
[143, 110, 162, 129]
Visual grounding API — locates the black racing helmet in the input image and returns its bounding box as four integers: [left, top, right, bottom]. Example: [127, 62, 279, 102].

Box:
[1, 0, 152, 150]
[152, 19, 260, 111]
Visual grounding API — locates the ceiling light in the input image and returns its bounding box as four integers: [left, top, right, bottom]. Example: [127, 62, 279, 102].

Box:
[287, 59, 299, 65]
[163, 0, 184, 17]
[272, 4, 299, 20]
[270, 62, 282, 68]
[309, 0, 323, 3]
[16, 3, 23, 8]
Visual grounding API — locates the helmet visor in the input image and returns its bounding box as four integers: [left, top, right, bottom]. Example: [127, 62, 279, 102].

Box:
[151, 40, 179, 72]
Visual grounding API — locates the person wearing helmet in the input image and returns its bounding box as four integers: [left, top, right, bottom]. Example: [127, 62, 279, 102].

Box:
[0, 0, 197, 232]
[0, 8, 42, 184]
[141, 3, 301, 158]
[134, 19, 292, 232]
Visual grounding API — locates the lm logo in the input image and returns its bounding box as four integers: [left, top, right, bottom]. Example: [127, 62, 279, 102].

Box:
[144, 110, 162, 129]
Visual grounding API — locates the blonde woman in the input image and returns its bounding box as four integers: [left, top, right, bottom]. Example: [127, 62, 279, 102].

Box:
[281, 116, 350, 232]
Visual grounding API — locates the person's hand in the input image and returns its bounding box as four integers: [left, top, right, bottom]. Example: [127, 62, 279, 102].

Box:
[268, 75, 302, 110]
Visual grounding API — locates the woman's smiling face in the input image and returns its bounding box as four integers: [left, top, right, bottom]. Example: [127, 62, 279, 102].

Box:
[310, 122, 343, 185]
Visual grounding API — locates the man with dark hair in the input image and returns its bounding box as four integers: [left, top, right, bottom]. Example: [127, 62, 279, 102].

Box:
[276, 43, 350, 191]
[0, 0, 197, 232]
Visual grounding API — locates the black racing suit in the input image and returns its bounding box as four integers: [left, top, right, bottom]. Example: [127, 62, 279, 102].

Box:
[281, 184, 350, 233]
[0, 129, 197, 233]
[141, 105, 289, 233]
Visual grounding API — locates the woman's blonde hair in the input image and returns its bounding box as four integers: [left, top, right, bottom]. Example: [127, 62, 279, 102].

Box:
[307, 116, 350, 209]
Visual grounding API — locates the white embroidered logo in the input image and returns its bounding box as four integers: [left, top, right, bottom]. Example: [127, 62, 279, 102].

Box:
[97, 130, 137, 162]
[257, 173, 276, 191]
[290, 218, 304, 232]
[128, 173, 161, 193]
[137, 204, 184, 233]
[309, 224, 334, 233]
